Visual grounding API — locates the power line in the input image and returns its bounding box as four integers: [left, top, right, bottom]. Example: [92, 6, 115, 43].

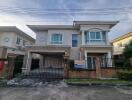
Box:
[0, 5, 132, 11]
[0, 5, 132, 22]
[0, 5, 132, 16]
[0, 8, 132, 15]
[0, 5, 132, 13]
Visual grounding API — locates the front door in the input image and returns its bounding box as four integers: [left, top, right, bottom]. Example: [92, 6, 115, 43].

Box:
[87, 56, 96, 69]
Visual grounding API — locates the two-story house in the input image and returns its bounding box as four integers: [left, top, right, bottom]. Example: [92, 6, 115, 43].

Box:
[0, 26, 35, 77]
[0, 26, 35, 59]
[23, 21, 118, 73]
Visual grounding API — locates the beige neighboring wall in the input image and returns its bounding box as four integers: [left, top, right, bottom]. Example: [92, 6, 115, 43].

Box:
[112, 32, 132, 55]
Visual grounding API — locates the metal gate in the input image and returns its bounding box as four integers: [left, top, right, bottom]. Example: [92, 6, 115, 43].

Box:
[22, 54, 65, 82]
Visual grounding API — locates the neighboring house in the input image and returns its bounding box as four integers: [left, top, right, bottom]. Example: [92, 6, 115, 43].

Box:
[112, 32, 132, 58]
[0, 26, 35, 59]
[23, 21, 118, 73]
[0, 26, 35, 77]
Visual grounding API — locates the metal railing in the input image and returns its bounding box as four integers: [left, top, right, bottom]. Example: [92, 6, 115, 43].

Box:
[2, 57, 66, 82]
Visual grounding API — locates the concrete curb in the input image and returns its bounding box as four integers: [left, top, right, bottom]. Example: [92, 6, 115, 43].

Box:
[67, 83, 132, 87]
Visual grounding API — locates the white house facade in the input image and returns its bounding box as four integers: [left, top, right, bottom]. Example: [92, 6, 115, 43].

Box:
[23, 21, 118, 72]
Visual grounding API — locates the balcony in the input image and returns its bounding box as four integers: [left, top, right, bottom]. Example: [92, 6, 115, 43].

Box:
[81, 30, 108, 46]
[113, 47, 124, 55]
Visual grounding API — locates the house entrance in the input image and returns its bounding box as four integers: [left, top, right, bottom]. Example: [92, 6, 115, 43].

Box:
[86, 53, 108, 69]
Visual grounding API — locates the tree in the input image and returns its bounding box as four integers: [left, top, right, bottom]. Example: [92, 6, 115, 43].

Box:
[123, 40, 132, 67]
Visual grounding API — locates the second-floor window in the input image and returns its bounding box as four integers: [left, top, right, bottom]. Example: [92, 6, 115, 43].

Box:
[84, 31, 105, 43]
[23, 40, 26, 46]
[16, 37, 21, 45]
[72, 34, 78, 47]
[51, 34, 62, 44]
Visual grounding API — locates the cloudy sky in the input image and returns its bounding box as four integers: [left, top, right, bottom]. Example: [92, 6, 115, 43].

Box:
[0, 0, 132, 40]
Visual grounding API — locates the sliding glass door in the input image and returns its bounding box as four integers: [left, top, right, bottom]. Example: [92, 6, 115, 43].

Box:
[87, 56, 96, 69]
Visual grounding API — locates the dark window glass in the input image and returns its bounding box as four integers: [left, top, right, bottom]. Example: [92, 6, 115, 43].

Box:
[16, 37, 21, 44]
[51, 34, 62, 44]
[72, 34, 78, 47]
[96, 32, 101, 39]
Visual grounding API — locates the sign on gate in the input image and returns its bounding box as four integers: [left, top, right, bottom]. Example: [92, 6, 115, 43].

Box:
[74, 60, 85, 68]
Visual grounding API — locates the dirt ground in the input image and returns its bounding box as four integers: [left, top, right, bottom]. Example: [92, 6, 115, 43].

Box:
[0, 82, 132, 100]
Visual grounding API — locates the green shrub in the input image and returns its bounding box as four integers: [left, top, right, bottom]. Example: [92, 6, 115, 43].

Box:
[117, 70, 132, 81]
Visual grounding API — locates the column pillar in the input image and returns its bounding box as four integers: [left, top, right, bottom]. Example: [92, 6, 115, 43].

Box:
[82, 30, 85, 45]
[105, 30, 110, 45]
[84, 51, 87, 69]
[107, 51, 112, 67]
[23, 51, 32, 73]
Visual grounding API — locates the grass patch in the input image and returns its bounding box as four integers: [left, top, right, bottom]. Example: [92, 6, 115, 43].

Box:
[65, 78, 132, 84]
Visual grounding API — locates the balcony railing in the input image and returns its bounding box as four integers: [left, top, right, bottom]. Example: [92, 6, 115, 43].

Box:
[113, 47, 124, 54]
[84, 39, 106, 45]
[86, 39, 105, 43]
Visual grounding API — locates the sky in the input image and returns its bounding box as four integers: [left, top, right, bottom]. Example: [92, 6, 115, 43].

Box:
[0, 0, 132, 40]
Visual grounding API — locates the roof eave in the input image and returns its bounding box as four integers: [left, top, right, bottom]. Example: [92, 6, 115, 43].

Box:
[27, 25, 75, 31]
[111, 32, 132, 43]
[0, 26, 35, 42]
[73, 21, 119, 28]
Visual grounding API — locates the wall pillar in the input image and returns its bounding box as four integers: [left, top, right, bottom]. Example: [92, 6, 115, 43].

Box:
[39, 54, 43, 69]
[27, 52, 32, 72]
[95, 57, 101, 78]
[63, 51, 69, 79]
[64, 59, 68, 78]
[7, 56, 16, 79]
[22, 51, 32, 73]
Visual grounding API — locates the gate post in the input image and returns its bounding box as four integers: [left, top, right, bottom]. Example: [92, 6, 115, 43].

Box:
[95, 57, 101, 79]
[63, 51, 69, 79]
[7, 55, 16, 79]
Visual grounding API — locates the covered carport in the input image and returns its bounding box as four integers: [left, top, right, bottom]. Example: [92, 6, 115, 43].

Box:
[22, 45, 70, 81]
[30, 52, 65, 76]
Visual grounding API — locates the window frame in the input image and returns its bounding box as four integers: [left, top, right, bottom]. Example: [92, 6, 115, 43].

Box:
[16, 36, 21, 45]
[89, 31, 102, 41]
[51, 33, 63, 44]
[72, 34, 78, 47]
[85, 31, 104, 43]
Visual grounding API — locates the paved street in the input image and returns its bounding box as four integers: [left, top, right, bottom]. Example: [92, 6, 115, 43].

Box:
[0, 82, 132, 100]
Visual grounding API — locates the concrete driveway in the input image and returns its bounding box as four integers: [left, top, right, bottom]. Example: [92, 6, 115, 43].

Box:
[0, 83, 132, 100]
